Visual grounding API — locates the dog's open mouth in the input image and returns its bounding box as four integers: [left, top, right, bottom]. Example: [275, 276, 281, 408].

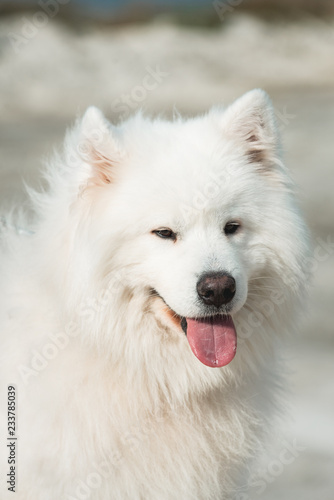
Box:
[181, 316, 237, 368]
[150, 289, 237, 368]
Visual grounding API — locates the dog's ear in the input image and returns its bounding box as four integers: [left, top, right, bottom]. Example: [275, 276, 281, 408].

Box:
[77, 106, 121, 186]
[221, 89, 281, 175]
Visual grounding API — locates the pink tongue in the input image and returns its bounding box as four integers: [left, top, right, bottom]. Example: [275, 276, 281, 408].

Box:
[186, 316, 237, 368]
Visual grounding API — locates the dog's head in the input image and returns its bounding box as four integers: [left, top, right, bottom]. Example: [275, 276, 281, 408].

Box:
[57, 90, 309, 374]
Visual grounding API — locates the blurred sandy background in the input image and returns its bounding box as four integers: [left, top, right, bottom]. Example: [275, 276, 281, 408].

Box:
[0, 1, 333, 498]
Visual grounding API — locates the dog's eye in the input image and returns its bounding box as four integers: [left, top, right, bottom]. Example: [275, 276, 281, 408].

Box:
[152, 229, 177, 241]
[224, 222, 240, 235]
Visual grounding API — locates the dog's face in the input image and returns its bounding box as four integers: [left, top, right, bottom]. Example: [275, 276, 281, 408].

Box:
[67, 90, 307, 369]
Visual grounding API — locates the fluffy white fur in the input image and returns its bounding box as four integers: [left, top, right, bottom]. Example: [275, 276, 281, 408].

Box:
[0, 90, 309, 499]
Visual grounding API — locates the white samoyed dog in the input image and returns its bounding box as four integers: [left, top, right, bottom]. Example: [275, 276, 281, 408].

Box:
[0, 90, 309, 500]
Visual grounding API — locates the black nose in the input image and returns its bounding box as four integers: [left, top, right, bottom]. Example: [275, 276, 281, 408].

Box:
[197, 272, 236, 308]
